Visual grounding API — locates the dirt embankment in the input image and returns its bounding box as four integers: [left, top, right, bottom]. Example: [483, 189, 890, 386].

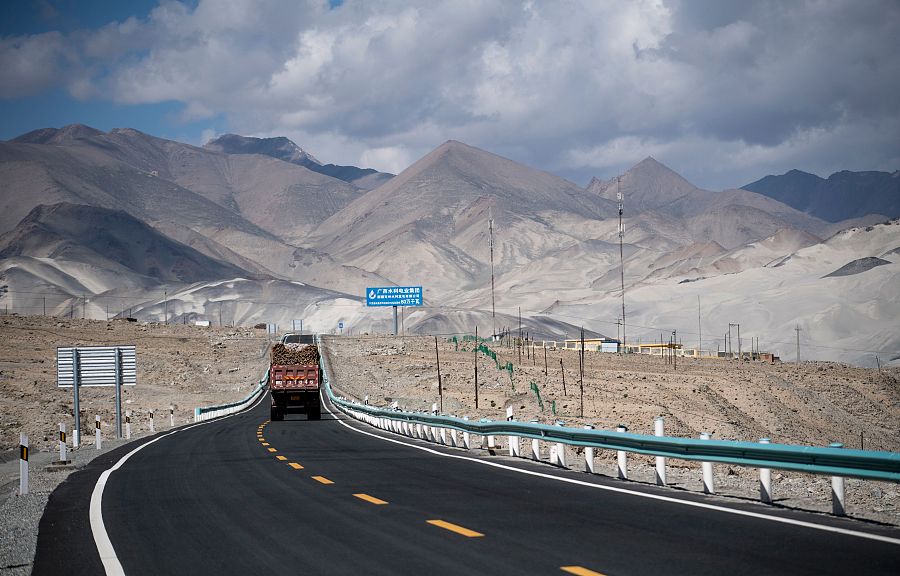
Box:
[0, 315, 271, 455]
[320, 334, 900, 524]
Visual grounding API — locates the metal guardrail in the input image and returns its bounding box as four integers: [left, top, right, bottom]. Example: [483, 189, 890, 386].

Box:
[317, 336, 900, 483]
[194, 371, 269, 422]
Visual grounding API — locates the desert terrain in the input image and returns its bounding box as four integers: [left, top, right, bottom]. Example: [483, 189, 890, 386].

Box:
[0, 314, 270, 456]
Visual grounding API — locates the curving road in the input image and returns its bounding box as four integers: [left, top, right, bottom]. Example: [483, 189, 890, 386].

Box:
[34, 392, 900, 575]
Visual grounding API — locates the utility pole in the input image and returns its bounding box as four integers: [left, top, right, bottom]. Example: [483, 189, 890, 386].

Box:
[728, 323, 739, 360]
[82, 294, 85, 319]
[672, 329, 677, 371]
[795, 325, 802, 364]
[518, 306, 522, 365]
[474, 326, 479, 409]
[435, 336, 443, 413]
[697, 295, 702, 356]
[617, 176, 626, 349]
[164, 290, 168, 325]
[579, 327, 585, 417]
[489, 217, 496, 339]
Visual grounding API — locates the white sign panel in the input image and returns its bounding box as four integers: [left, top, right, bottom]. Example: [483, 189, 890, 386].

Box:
[57, 346, 137, 387]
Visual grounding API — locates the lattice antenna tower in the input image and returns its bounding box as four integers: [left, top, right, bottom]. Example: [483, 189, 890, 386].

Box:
[617, 176, 626, 348]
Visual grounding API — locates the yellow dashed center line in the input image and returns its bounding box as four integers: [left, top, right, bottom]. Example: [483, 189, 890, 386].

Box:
[258, 437, 265, 442]
[560, 567, 606, 576]
[267, 448, 277, 453]
[353, 493, 388, 505]
[426, 519, 484, 538]
[312, 476, 334, 485]
[288, 462, 304, 469]
[276, 455, 287, 461]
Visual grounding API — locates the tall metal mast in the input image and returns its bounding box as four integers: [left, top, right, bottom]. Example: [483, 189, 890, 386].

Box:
[490, 216, 496, 339]
[617, 176, 626, 349]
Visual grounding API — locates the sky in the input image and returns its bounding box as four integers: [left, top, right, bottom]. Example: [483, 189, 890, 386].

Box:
[1, 0, 898, 189]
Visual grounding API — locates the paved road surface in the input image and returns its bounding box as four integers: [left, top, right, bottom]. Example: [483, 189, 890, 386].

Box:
[34, 393, 900, 575]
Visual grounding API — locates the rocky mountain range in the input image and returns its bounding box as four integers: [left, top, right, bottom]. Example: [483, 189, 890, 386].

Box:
[0, 125, 897, 366]
[742, 168, 900, 222]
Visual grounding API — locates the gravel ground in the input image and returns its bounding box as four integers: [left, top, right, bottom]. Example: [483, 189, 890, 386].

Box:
[320, 334, 900, 526]
[0, 431, 159, 575]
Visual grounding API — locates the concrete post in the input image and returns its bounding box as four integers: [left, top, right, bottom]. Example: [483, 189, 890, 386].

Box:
[450, 429, 458, 448]
[654, 417, 666, 486]
[616, 425, 628, 479]
[584, 425, 595, 473]
[830, 443, 846, 516]
[95, 415, 102, 450]
[555, 421, 566, 468]
[759, 438, 772, 504]
[19, 433, 28, 496]
[532, 438, 540, 461]
[59, 423, 67, 462]
[700, 432, 714, 494]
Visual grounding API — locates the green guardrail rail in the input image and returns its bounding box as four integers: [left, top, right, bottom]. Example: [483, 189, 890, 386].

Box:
[317, 336, 900, 483]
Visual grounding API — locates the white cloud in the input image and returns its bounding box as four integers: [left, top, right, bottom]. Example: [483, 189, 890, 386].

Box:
[1, 0, 898, 189]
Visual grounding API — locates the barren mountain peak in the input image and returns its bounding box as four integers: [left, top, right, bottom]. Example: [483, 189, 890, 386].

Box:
[12, 123, 104, 144]
[204, 133, 321, 165]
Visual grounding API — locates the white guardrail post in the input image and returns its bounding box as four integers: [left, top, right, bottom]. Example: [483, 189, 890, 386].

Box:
[830, 443, 845, 516]
[555, 421, 566, 468]
[616, 425, 628, 479]
[654, 417, 666, 486]
[759, 438, 772, 503]
[530, 419, 540, 461]
[506, 407, 517, 457]
[463, 417, 471, 449]
[19, 433, 28, 496]
[701, 432, 714, 494]
[584, 425, 595, 473]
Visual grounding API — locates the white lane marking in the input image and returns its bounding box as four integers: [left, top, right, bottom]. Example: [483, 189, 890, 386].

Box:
[322, 397, 900, 547]
[91, 391, 268, 575]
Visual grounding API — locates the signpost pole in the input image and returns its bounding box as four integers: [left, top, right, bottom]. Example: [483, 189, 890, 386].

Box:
[114, 347, 123, 439]
[73, 350, 81, 448]
[393, 305, 398, 336]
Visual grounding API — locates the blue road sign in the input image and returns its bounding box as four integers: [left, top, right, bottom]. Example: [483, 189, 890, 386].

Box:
[366, 286, 423, 307]
[338, 321, 344, 329]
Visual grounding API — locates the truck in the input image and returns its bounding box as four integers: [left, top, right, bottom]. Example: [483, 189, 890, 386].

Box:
[269, 334, 321, 421]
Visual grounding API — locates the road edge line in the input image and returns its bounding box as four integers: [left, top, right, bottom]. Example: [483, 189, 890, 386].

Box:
[322, 395, 900, 546]
[90, 391, 269, 575]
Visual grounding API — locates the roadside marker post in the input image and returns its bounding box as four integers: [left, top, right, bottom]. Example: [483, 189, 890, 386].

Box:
[95, 416, 102, 450]
[616, 425, 628, 479]
[59, 423, 67, 463]
[584, 425, 595, 473]
[149, 409, 155, 432]
[19, 433, 28, 496]
[170, 406, 174, 427]
[555, 421, 566, 468]
[830, 443, 846, 516]
[125, 411, 131, 439]
[759, 438, 772, 503]
[701, 432, 714, 494]
[462, 417, 471, 450]
[654, 417, 666, 486]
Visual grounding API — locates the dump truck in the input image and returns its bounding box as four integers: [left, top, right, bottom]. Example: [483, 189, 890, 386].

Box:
[269, 334, 320, 421]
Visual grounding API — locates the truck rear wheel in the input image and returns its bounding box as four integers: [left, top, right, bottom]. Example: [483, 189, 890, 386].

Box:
[270, 405, 283, 421]
[307, 402, 321, 420]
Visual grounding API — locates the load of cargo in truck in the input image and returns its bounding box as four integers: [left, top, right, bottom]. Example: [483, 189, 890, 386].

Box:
[269, 335, 321, 421]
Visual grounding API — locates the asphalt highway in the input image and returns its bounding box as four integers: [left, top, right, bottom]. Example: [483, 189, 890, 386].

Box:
[34, 393, 900, 575]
